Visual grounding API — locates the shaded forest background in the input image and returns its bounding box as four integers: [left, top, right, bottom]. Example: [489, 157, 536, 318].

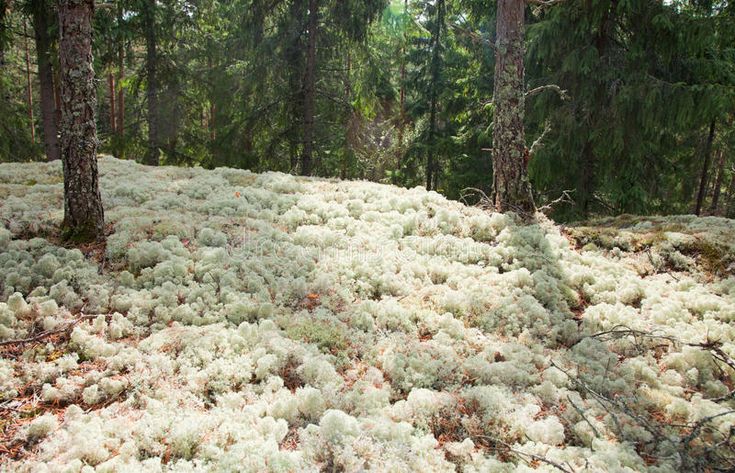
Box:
[0, 0, 734, 222]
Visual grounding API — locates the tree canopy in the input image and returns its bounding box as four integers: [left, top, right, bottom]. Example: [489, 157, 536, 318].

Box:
[0, 0, 733, 220]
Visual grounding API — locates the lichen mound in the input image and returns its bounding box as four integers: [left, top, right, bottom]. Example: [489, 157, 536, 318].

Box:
[0, 157, 733, 472]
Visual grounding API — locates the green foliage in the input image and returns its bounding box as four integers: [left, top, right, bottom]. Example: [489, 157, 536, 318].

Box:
[526, 0, 735, 219]
[2, 0, 735, 219]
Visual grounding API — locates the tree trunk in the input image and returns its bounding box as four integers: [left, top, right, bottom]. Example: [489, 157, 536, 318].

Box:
[23, 19, 35, 143]
[0, 0, 8, 69]
[54, 67, 62, 127]
[300, 0, 318, 176]
[579, 139, 596, 218]
[426, 0, 444, 191]
[491, 0, 534, 214]
[208, 55, 215, 141]
[116, 2, 124, 139]
[694, 120, 716, 216]
[708, 149, 725, 215]
[58, 0, 104, 242]
[398, 0, 407, 145]
[144, 0, 160, 165]
[32, 2, 61, 161]
[108, 70, 116, 133]
[726, 170, 735, 218]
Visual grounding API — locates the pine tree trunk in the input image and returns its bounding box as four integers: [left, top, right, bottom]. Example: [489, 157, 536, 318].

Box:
[694, 120, 716, 216]
[0, 0, 8, 69]
[108, 70, 116, 133]
[144, 0, 160, 165]
[116, 2, 124, 139]
[726, 172, 735, 218]
[708, 149, 725, 215]
[58, 0, 104, 243]
[54, 67, 62, 127]
[32, 2, 60, 161]
[23, 19, 36, 144]
[426, 0, 444, 191]
[300, 0, 318, 176]
[398, 0, 407, 145]
[492, 0, 534, 214]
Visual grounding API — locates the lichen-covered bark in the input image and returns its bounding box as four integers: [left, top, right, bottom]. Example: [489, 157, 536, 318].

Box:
[492, 0, 534, 214]
[58, 0, 104, 242]
[32, 0, 61, 161]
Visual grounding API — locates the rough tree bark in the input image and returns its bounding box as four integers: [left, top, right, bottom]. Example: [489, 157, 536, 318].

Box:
[23, 19, 35, 143]
[32, 0, 60, 161]
[144, 0, 160, 165]
[116, 1, 124, 139]
[426, 0, 444, 191]
[300, 0, 318, 176]
[58, 0, 104, 242]
[491, 0, 534, 214]
[694, 120, 716, 216]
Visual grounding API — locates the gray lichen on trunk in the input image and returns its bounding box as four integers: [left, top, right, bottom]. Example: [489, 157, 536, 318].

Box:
[58, 0, 104, 243]
[492, 0, 535, 215]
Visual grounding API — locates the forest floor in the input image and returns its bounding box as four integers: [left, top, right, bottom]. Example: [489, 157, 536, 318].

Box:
[0, 157, 734, 472]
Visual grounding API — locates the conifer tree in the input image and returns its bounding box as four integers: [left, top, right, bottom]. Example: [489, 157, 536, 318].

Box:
[491, 0, 534, 213]
[29, 0, 60, 161]
[58, 0, 104, 242]
[142, 0, 159, 165]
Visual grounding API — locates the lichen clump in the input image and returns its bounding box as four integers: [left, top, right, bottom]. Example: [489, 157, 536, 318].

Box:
[0, 157, 733, 472]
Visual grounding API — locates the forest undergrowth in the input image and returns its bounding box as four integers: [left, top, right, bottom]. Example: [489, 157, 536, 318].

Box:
[0, 157, 734, 472]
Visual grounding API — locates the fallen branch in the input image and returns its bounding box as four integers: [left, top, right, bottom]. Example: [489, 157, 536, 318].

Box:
[538, 190, 575, 213]
[0, 314, 97, 347]
[566, 394, 601, 440]
[471, 434, 576, 473]
[687, 341, 735, 372]
[681, 410, 735, 447]
[459, 187, 494, 211]
[569, 324, 679, 348]
[571, 326, 735, 375]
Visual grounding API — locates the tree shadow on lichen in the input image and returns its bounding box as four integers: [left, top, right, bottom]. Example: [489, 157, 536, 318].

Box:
[478, 212, 581, 347]
[496, 213, 735, 472]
